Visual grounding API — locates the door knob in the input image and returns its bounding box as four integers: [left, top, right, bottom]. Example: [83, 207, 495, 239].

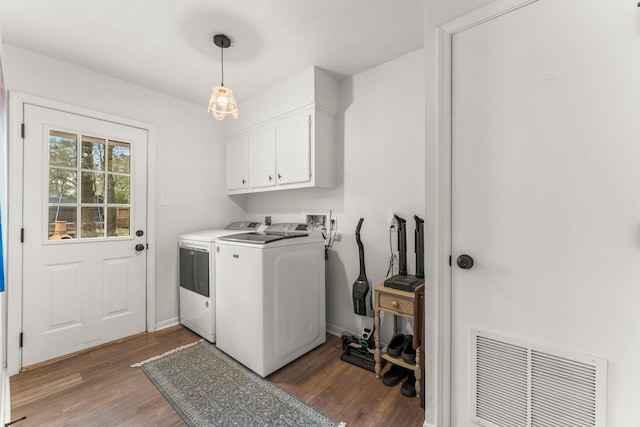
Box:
[456, 254, 474, 269]
[135, 244, 145, 252]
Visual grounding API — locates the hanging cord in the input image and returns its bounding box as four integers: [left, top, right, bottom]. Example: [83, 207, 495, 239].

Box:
[324, 220, 333, 260]
[220, 43, 224, 86]
[385, 223, 397, 277]
[324, 218, 336, 253]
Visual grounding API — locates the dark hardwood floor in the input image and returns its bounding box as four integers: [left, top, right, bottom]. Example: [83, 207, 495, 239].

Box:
[10, 326, 425, 426]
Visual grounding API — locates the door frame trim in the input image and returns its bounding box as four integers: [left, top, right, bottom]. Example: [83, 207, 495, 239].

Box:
[7, 92, 157, 375]
[433, 1, 538, 425]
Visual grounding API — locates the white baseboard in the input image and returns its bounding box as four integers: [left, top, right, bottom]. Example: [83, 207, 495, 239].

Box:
[326, 323, 389, 348]
[326, 323, 364, 339]
[155, 317, 180, 331]
[326, 323, 346, 337]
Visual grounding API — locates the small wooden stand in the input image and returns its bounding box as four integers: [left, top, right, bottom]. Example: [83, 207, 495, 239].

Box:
[373, 283, 422, 399]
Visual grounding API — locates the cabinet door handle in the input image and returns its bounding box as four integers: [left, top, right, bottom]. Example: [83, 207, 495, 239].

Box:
[268, 175, 273, 181]
[278, 173, 282, 180]
[391, 300, 399, 309]
[242, 178, 246, 184]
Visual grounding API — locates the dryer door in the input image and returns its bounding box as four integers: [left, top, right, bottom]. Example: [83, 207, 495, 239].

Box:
[179, 247, 210, 297]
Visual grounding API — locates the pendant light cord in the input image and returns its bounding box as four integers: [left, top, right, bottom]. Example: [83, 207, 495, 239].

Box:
[220, 44, 224, 86]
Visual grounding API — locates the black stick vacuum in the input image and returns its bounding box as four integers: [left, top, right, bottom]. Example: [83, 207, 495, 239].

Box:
[341, 217, 377, 372]
[352, 218, 371, 317]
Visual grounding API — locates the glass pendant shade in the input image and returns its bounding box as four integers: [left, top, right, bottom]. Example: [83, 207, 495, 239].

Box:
[208, 85, 239, 120]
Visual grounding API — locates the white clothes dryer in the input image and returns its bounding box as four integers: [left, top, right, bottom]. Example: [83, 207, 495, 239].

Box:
[215, 223, 326, 376]
[178, 221, 260, 342]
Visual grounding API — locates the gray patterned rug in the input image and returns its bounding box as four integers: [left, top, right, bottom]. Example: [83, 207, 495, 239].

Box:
[132, 340, 344, 427]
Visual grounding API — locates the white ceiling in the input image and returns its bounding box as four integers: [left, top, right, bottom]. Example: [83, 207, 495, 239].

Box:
[0, 0, 424, 105]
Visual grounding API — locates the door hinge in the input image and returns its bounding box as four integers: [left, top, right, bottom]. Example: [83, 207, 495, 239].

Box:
[21, 123, 25, 139]
[449, 255, 452, 266]
[19, 332, 23, 348]
[308, 115, 312, 126]
[20, 228, 24, 243]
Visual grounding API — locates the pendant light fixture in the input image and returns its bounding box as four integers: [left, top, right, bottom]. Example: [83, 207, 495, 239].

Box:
[208, 34, 239, 120]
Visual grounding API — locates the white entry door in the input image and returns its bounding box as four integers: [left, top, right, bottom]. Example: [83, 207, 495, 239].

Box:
[450, 0, 640, 425]
[21, 104, 148, 367]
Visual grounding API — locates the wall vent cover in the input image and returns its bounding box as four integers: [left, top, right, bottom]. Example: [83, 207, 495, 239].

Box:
[471, 329, 607, 427]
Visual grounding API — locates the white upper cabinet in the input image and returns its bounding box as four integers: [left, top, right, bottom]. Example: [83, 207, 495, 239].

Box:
[249, 127, 276, 188]
[223, 66, 338, 195]
[275, 111, 311, 186]
[225, 135, 249, 191]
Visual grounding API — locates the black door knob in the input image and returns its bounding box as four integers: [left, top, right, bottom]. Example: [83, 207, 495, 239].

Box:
[135, 244, 145, 252]
[136, 230, 144, 237]
[457, 254, 474, 269]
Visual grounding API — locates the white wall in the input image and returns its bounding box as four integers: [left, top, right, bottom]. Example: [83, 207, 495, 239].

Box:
[244, 49, 425, 343]
[1, 44, 246, 328]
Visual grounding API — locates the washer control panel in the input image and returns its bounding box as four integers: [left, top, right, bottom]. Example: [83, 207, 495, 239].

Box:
[265, 223, 313, 235]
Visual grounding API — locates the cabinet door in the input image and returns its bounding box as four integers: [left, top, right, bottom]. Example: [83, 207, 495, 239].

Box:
[276, 114, 311, 185]
[226, 135, 249, 191]
[249, 127, 276, 188]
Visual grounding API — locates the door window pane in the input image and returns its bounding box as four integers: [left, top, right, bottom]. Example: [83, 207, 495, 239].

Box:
[48, 206, 77, 240]
[80, 172, 105, 203]
[81, 207, 105, 238]
[81, 136, 105, 170]
[49, 168, 77, 203]
[108, 141, 130, 173]
[49, 130, 77, 168]
[107, 207, 130, 237]
[107, 175, 130, 204]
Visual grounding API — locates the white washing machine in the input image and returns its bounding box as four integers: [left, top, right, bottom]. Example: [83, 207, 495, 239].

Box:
[215, 223, 326, 377]
[178, 221, 260, 342]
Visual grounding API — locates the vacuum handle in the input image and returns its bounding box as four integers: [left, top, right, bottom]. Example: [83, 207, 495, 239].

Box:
[355, 218, 367, 281]
[394, 215, 407, 276]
